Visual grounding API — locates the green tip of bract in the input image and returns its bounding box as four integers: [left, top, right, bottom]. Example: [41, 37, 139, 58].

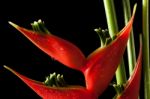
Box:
[8, 21, 19, 29]
[4, 65, 10, 71]
[133, 3, 137, 15]
[3, 65, 16, 75]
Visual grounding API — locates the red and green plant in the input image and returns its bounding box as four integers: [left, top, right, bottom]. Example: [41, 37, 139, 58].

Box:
[1, 0, 149, 99]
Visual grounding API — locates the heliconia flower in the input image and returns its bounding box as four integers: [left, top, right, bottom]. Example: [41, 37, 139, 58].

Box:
[83, 4, 137, 96]
[6, 4, 136, 99]
[3, 66, 95, 99]
[9, 21, 86, 71]
[117, 39, 142, 99]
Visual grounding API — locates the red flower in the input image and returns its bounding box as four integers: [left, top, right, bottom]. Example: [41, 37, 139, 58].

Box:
[5, 5, 136, 99]
[8, 21, 86, 71]
[117, 39, 142, 99]
[3, 66, 95, 99]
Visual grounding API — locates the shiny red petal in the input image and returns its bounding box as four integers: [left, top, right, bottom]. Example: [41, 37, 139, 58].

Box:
[83, 5, 136, 96]
[118, 41, 142, 99]
[9, 22, 85, 71]
[4, 66, 96, 99]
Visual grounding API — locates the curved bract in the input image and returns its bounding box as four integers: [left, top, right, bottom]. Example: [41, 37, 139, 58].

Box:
[4, 66, 95, 99]
[83, 5, 136, 96]
[9, 22, 86, 71]
[6, 5, 137, 99]
[117, 40, 142, 99]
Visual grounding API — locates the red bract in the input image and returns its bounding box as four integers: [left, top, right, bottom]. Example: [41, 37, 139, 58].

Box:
[9, 22, 86, 71]
[6, 5, 136, 99]
[83, 5, 136, 96]
[4, 66, 95, 99]
[117, 41, 142, 99]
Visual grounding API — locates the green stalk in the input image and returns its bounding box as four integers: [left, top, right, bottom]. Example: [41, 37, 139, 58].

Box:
[103, 0, 127, 84]
[122, 0, 136, 76]
[142, 0, 150, 99]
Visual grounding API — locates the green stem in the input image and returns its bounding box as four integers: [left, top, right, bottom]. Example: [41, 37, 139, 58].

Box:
[142, 0, 150, 99]
[103, 0, 118, 37]
[103, 0, 127, 84]
[115, 61, 127, 84]
[122, 0, 136, 76]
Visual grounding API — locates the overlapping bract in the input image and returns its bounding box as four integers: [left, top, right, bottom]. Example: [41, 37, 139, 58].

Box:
[4, 5, 139, 99]
[117, 40, 142, 99]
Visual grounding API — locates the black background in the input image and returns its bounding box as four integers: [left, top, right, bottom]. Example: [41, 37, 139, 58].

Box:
[0, 0, 142, 98]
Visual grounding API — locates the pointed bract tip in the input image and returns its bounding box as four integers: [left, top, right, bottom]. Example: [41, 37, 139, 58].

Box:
[133, 3, 137, 15]
[3, 65, 9, 70]
[8, 21, 19, 29]
[3, 65, 16, 75]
